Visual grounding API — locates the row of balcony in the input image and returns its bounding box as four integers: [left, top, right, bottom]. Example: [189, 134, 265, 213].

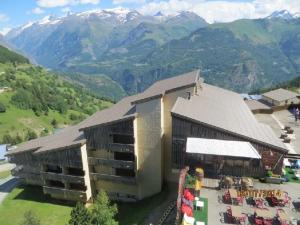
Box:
[90, 173, 136, 185]
[107, 143, 134, 153]
[88, 157, 134, 170]
[43, 186, 87, 201]
[40, 172, 85, 184]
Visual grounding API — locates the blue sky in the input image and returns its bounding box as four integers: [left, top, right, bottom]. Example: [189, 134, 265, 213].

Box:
[0, 0, 300, 34]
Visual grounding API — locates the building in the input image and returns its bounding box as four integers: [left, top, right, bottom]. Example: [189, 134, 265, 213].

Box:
[6, 71, 288, 202]
[245, 99, 272, 114]
[261, 88, 300, 106]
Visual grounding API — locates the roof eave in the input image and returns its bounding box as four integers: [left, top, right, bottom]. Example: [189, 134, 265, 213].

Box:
[171, 112, 289, 154]
[33, 142, 85, 155]
[79, 115, 136, 132]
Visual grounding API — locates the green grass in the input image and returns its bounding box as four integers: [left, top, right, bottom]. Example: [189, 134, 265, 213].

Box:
[116, 187, 170, 225]
[0, 170, 11, 179]
[193, 197, 208, 224]
[0, 185, 74, 225]
[285, 168, 300, 184]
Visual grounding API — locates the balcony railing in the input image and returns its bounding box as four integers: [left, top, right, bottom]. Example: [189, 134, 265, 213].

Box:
[90, 173, 136, 185]
[41, 172, 85, 184]
[88, 157, 134, 170]
[43, 186, 87, 201]
[108, 143, 134, 153]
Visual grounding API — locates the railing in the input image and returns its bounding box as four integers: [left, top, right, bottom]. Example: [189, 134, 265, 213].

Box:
[107, 192, 138, 202]
[88, 157, 134, 170]
[90, 173, 136, 185]
[43, 186, 87, 201]
[41, 172, 85, 184]
[108, 143, 134, 153]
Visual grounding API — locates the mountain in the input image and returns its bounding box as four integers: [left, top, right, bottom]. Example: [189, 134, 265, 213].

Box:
[4, 9, 300, 97]
[4, 9, 207, 98]
[0, 45, 112, 145]
[267, 10, 299, 20]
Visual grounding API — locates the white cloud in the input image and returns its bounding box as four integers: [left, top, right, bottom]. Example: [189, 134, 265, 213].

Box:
[32, 7, 45, 14]
[113, 0, 145, 5]
[0, 27, 11, 35]
[138, 0, 300, 23]
[0, 14, 9, 22]
[36, 0, 100, 8]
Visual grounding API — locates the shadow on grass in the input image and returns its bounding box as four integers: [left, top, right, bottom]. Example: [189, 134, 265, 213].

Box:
[116, 185, 172, 225]
[14, 184, 76, 207]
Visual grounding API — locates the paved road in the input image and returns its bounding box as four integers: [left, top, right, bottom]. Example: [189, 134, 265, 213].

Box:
[0, 176, 19, 204]
[0, 163, 15, 172]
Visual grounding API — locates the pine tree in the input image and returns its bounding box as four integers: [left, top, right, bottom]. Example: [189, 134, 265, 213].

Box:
[69, 202, 91, 225]
[91, 190, 118, 225]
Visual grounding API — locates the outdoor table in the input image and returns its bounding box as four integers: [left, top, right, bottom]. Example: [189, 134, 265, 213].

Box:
[278, 211, 289, 221]
[196, 201, 204, 211]
[231, 206, 242, 218]
[196, 222, 205, 225]
[255, 209, 273, 219]
[229, 189, 238, 198]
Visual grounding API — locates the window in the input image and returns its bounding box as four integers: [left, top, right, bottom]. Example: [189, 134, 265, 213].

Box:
[68, 167, 85, 176]
[114, 152, 134, 161]
[69, 183, 86, 191]
[45, 164, 62, 174]
[47, 180, 64, 188]
[112, 134, 134, 144]
[115, 168, 135, 177]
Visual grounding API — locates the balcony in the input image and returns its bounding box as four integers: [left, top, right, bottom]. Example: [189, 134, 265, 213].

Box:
[41, 172, 85, 184]
[43, 186, 87, 201]
[88, 157, 134, 170]
[90, 173, 136, 185]
[108, 143, 134, 153]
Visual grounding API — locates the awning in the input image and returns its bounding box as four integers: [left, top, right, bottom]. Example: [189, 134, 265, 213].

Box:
[186, 138, 261, 159]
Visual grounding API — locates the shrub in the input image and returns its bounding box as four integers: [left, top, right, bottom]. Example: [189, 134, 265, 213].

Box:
[0, 102, 6, 113]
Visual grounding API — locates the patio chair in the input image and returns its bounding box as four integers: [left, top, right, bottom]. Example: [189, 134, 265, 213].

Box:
[254, 218, 263, 225]
[263, 218, 273, 225]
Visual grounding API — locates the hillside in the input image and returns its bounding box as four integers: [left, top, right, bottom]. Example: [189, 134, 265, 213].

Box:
[0, 45, 112, 145]
[3, 10, 300, 97]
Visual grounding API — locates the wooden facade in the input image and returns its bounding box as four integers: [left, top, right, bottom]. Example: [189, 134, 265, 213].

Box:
[83, 119, 137, 201]
[9, 146, 90, 202]
[172, 115, 285, 177]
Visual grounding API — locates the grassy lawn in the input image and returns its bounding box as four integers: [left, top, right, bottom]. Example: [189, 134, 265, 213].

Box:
[285, 168, 300, 184]
[116, 186, 170, 225]
[0, 185, 74, 225]
[0, 184, 170, 225]
[0, 170, 11, 179]
[193, 197, 208, 224]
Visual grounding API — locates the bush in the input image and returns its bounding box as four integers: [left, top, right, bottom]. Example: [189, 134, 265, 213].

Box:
[51, 119, 58, 128]
[69, 203, 91, 225]
[2, 133, 13, 144]
[26, 129, 37, 141]
[266, 170, 273, 177]
[0, 102, 6, 113]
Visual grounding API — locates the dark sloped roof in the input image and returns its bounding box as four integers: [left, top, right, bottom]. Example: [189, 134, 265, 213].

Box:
[262, 88, 299, 102]
[79, 94, 138, 131]
[171, 84, 288, 152]
[245, 100, 271, 111]
[79, 70, 200, 131]
[6, 124, 85, 156]
[131, 70, 200, 104]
